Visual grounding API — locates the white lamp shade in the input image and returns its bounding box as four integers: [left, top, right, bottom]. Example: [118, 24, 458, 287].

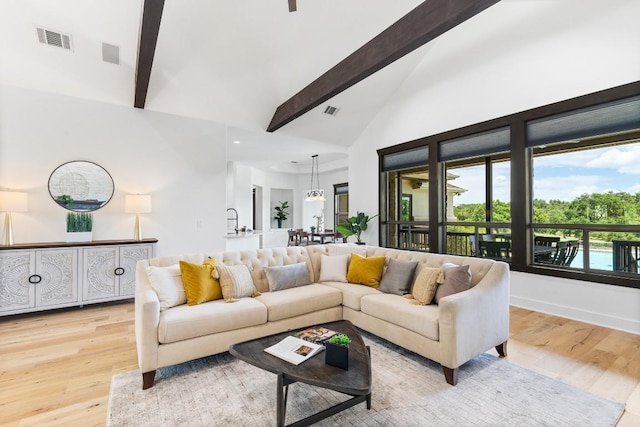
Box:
[0, 191, 28, 212]
[125, 195, 152, 213]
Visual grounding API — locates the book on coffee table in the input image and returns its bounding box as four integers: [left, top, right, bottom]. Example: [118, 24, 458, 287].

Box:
[264, 336, 324, 365]
[293, 326, 338, 344]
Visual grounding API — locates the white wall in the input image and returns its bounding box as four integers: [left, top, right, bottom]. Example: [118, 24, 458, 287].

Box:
[347, 1, 640, 332]
[511, 272, 640, 334]
[0, 85, 228, 255]
[227, 162, 347, 239]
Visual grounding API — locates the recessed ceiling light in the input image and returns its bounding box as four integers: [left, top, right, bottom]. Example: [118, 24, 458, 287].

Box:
[233, 140, 241, 144]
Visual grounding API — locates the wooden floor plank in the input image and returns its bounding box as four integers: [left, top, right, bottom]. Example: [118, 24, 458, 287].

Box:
[1, 303, 638, 426]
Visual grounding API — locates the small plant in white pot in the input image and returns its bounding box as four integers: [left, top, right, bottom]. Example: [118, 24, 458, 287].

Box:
[66, 212, 93, 242]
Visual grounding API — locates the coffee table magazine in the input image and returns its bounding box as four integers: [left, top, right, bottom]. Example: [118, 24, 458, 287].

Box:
[264, 336, 324, 365]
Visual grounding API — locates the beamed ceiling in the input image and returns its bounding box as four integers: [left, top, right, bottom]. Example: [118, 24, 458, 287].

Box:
[2, 1, 637, 173]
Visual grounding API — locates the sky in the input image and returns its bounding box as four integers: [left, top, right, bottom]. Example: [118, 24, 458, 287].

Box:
[452, 142, 640, 205]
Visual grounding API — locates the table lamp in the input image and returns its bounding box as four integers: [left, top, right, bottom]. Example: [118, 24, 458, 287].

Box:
[0, 190, 28, 246]
[125, 194, 152, 240]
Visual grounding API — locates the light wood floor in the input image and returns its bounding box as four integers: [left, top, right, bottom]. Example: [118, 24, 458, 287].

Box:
[1, 303, 639, 426]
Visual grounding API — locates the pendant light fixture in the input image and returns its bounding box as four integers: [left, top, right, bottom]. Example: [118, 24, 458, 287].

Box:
[305, 155, 325, 202]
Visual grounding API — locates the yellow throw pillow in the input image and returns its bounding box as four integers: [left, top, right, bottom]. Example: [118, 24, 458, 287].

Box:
[346, 253, 386, 287]
[179, 259, 223, 305]
[404, 267, 444, 305]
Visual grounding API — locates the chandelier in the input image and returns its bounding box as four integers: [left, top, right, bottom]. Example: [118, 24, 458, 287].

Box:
[305, 154, 325, 202]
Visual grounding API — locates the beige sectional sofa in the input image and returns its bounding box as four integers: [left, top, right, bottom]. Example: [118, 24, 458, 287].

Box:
[135, 244, 509, 389]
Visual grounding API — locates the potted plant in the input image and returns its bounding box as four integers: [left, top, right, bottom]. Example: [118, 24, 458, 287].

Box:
[336, 211, 379, 245]
[325, 334, 350, 370]
[273, 201, 289, 228]
[66, 212, 93, 242]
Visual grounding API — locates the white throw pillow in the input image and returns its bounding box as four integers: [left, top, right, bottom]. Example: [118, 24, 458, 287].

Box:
[147, 264, 186, 311]
[318, 254, 349, 282]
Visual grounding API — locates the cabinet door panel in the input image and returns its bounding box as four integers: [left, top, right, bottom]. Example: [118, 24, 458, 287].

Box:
[35, 249, 78, 307]
[83, 247, 118, 301]
[119, 244, 153, 297]
[0, 251, 35, 312]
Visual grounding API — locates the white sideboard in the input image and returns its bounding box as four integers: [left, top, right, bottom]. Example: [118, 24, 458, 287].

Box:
[0, 239, 157, 316]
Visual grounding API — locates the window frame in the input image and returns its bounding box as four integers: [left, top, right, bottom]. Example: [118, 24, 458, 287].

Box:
[377, 80, 640, 290]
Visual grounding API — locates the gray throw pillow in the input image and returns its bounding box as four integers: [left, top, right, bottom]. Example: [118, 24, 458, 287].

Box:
[265, 262, 312, 292]
[434, 264, 472, 304]
[378, 258, 418, 295]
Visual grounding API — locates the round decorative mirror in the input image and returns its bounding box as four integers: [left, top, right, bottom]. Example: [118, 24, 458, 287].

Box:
[48, 161, 114, 211]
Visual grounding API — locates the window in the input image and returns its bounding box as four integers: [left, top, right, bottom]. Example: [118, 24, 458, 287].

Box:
[441, 128, 511, 259]
[528, 95, 640, 276]
[334, 183, 348, 229]
[380, 147, 429, 251]
[531, 136, 640, 273]
[377, 82, 640, 289]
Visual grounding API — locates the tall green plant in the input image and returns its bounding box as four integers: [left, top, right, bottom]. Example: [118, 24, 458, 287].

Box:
[66, 212, 93, 232]
[336, 211, 378, 243]
[273, 201, 289, 221]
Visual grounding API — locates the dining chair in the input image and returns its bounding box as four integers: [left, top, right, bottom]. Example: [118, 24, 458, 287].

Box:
[534, 236, 561, 263]
[562, 240, 580, 266]
[479, 241, 511, 262]
[534, 236, 561, 246]
[287, 229, 298, 246]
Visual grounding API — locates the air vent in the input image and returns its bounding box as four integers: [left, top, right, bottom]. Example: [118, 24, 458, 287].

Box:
[102, 42, 120, 65]
[323, 105, 339, 116]
[36, 27, 72, 51]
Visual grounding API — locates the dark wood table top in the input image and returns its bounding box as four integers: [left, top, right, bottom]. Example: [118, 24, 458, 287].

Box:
[229, 320, 371, 396]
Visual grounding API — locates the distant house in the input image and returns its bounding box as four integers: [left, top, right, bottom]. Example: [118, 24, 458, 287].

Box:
[400, 172, 466, 222]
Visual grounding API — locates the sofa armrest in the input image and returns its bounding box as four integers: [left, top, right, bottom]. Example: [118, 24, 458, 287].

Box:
[135, 260, 161, 373]
[438, 261, 510, 369]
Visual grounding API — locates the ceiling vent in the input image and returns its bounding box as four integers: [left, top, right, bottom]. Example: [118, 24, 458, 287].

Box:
[36, 27, 72, 51]
[102, 42, 120, 65]
[323, 105, 339, 116]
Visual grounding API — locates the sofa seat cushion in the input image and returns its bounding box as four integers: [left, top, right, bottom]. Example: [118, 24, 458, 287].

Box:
[320, 282, 381, 311]
[255, 284, 342, 322]
[158, 298, 267, 344]
[360, 294, 440, 341]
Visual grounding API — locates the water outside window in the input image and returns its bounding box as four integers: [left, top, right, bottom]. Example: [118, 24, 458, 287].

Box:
[532, 140, 640, 273]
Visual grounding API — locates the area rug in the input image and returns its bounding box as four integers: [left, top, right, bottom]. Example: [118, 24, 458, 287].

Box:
[108, 332, 624, 426]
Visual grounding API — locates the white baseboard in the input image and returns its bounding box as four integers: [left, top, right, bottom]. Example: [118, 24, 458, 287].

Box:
[510, 295, 640, 335]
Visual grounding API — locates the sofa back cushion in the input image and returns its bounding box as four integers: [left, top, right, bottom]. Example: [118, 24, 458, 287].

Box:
[210, 247, 313, 293]
[366, 246, 495, 288]
[305, 244, 368, 283]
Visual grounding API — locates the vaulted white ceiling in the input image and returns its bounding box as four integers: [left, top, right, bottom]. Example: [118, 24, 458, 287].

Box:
[2, 1, 637, 173]
[0, 0, 427, 173]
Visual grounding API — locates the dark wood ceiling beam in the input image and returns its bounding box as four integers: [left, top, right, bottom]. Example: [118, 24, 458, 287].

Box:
[267, 0, 501, 132]
[134, 0, 165, 109]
